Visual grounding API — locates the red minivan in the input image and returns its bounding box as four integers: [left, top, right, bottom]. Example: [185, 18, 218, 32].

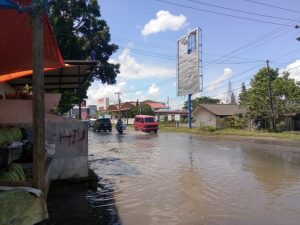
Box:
[134, 115, 158, 133]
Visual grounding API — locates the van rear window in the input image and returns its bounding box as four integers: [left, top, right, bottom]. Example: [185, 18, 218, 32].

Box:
[145, 117, 155, 122]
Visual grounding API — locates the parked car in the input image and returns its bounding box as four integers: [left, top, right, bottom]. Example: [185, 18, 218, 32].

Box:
[134, 115, 158, 133]
[93, 118, 112, 132]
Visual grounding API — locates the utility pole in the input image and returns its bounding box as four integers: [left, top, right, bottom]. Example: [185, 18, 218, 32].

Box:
[32, 0, 45, 193]
[188, 94, 192, 128]
[266, 60, 275, 132]
[115, 92, 122, 118]
[167, 96, 169, 109]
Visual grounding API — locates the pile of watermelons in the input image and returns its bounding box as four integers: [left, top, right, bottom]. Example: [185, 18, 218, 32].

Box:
[0, 127, 23, 146]
[0, 163, 26, 182]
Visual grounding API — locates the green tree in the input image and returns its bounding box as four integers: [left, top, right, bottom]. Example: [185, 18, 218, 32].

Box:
[183, 96, 220, 110]
[238, 82, 247, 103]
[48, 0, 119, 113]
[239, 67, 300, 130]
[129, 103, 154, 117]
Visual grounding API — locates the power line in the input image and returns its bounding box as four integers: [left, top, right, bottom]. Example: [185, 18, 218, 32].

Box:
[118, 46, 176, 60]
[192, 65, 300, 104]
[113, 35, 269, 62]
[202, 64, 262, 91]
[155, 0, 298, 70]
[207, 58, 300, 91]
[147, 62, 300, 108]
[156, 0, 297, 27]
[279, 64, 300, 75]
[244, 0, 300, 14]
[203, 60, 300, 96]
[271, 47, 300, 61]
[186, 0, 300, 22]
[112, 36, 174, 50]
[117, 45, 266, 64]
[203, 27, 294, 69]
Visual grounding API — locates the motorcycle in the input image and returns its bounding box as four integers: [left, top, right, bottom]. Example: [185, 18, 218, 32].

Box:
[116, 122, 124, 135]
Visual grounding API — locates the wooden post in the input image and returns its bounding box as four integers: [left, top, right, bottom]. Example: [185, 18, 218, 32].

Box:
[79, 98, 82, 120]
[32, 0, 45, 193]
[266, 60, 275, 132]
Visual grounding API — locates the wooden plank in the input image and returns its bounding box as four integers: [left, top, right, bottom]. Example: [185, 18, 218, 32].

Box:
[44, 159, 53, 200]
[32, 1, 45, 194]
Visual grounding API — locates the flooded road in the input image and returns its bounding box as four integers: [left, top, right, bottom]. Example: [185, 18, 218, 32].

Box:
[88, 129, 300, 225]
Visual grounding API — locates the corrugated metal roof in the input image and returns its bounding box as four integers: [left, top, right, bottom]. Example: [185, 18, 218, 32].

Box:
[196, 104, 246, 116]
[8, 60, 98, 91]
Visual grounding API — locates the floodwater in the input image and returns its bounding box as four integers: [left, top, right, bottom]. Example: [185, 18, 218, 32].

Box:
[88, 129, 300, 225]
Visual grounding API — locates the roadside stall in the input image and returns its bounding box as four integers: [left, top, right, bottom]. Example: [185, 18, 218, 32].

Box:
[0, 0, 64, 224]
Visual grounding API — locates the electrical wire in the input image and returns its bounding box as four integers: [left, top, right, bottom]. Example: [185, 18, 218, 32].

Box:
[113, 35, 269, 63]
[117, 45, 267, 64]
[203, 58, 300, 93]
[186, 0, 300, 22]
[244, 0, 300, 14]
[203, 27, 294, 70]
[118, 46, 176, 60]
[155, 0, 299, 71]
[156, 0, 296, 27]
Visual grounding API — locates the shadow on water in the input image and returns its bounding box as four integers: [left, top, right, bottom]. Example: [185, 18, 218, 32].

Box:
[46, 170, 123, 225]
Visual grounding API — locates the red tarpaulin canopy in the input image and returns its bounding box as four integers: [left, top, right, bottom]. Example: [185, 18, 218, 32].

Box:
[0, 0, 64, 83]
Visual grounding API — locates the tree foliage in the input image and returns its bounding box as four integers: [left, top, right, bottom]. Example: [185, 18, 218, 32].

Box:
[48, 0, 119, 113]
[239, 67, 300, 129]
[183, 96, 220, 110]
[128, 104, 154, 117]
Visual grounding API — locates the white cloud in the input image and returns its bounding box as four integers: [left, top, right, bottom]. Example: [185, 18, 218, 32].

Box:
[283, 59, 300, 82]
[208, 68, 233, 91]
[135, 91, 143, 95]
[147, 83, 160, 96]
[86, 82, 126, 106]
[136, 83, 161, 101]
[114, 48, 175, 80]
[142, 10, 187, 36]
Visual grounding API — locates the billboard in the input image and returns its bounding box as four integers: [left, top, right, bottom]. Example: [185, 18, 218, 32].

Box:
[97, 98, 109, 110]
[177, 28, 202, 96]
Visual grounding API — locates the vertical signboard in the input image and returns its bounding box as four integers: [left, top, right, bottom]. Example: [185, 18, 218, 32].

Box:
[177, 28, 201, 96]
[98, 98, 109, 110]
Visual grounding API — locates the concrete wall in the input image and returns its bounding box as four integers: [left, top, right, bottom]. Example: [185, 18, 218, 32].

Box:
[46, 119, 88, 180]
[192, 107, 217, 128]
[0, 94, 61, 123]
[0, 87, 87, 179]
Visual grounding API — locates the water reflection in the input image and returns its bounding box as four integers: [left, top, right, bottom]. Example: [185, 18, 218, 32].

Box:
[242, 147, 300, 194]
[88, 130, 300, 225]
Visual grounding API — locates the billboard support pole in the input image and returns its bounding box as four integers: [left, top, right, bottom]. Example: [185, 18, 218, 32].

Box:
[188, 94, 192, 128]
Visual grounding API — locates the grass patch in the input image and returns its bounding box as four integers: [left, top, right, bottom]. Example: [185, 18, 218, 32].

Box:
[158, 125, 300, 141]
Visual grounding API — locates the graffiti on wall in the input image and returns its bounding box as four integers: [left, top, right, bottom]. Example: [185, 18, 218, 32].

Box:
[59, 130, 86, 146]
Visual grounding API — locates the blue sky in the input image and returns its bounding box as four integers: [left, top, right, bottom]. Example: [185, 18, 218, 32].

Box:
[87, 0, 300, 109]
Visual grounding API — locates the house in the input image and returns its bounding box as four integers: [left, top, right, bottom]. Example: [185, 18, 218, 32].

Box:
[142, 100, 169, 110]
[154, 109, 188, 122]
[192, 104, 246, 128]
[102, 100, 168, 119]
